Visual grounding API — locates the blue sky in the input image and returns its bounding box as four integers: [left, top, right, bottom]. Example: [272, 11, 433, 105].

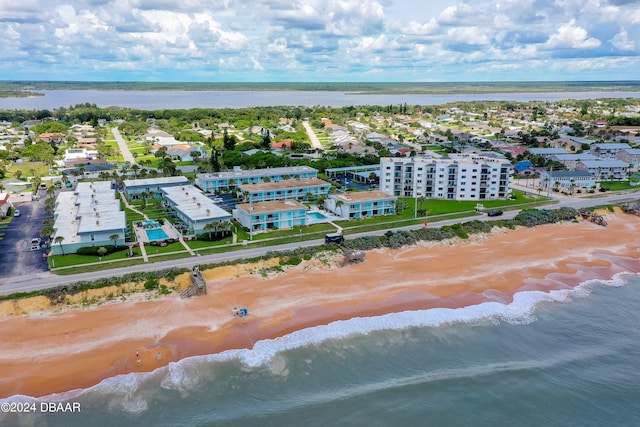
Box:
[1, 0, 639, 82]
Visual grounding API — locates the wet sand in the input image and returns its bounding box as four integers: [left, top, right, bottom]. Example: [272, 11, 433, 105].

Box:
[1, 215, 639, 398]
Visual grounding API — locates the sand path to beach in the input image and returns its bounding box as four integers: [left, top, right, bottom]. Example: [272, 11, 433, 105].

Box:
[1, 215, 639, 398]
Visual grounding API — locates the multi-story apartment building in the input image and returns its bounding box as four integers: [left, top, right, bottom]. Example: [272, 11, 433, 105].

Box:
[380, 155, 512, 200]
[196, 166, 318, 193]
[324, 191, 396, 220]
[234, 200, 308, 233]
[51, 181, 127, 255]
[238, 178, 331, 203]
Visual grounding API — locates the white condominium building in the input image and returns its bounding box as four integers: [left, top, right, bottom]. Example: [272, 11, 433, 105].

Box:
[380, 155, 513, 200]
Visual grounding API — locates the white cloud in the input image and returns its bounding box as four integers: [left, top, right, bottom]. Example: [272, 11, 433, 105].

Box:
[545, 20, 601, 49]
[0, 0, 638, 81]
[610, 29, 635, 51]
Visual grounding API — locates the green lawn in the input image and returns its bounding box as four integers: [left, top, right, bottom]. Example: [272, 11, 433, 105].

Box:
[599, 181, 636, 191]
[6, 163, 49, 178]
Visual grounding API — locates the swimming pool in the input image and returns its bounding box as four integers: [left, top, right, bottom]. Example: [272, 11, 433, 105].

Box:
[146, 228, 169, 241]
[307, 211, 328, 222]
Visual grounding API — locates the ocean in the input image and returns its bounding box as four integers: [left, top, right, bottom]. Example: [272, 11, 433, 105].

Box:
[2, 274, 639, 427]
[1, 90, 640, 110]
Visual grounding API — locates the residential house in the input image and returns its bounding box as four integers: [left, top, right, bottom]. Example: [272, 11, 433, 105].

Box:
[0, 193, 10, 217]
[166, 144, 206, 162]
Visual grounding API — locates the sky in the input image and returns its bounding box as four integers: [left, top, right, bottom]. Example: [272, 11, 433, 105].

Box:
[1, 0, 639, 82]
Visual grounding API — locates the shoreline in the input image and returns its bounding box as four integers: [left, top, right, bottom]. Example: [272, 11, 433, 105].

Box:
[1, 215, 640, 399]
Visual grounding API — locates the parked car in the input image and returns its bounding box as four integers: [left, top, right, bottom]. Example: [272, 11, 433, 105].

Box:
[30, 238, 41, 251]
[13, 209, 21, 217]
[211, 197, 224, 203]
[487, 210, 503, 217]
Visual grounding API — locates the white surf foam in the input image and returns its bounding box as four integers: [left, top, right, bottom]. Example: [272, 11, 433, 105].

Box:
[4, 272, 636, 407]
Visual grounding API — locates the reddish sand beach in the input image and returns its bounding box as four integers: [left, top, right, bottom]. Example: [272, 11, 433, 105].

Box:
[1, 215, 639, 399]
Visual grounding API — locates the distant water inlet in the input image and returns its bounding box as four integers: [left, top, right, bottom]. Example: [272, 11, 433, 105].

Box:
[134, 219, 181, 243]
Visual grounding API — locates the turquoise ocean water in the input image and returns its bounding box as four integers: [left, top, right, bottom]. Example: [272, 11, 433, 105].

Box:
[2, 274, 640, 426]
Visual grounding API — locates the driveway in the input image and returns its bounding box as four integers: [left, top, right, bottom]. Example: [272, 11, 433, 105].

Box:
[0, 196, 50, 284]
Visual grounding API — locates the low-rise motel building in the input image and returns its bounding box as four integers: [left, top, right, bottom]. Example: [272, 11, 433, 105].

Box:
[123, 176, 190, 200]
[195, 166, 318, 193]
[234, 199, 308, 233]
[324, 190, 397, 220]
[239, 178, 331, 203]
[161, 185, 231, 236]
[51, 181, 126, 255]
[538, 170, 596, 192]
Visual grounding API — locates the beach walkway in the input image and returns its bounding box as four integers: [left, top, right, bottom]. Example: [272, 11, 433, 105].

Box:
[179, 237, 195, 256]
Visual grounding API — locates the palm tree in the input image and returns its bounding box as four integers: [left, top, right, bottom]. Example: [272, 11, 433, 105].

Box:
[416, 196, 426, 217]
[97, 247, 107, 259]
[46, 185, 56, 198]
[203, 222, 217, 240]
[140, 191, 149, 208]
[131, 164, 140, 178]
[109, 233, 120, 249]
[221, 220, 232, 235]
[335, 200, 344, 218]
[54, 235, 65, 255]
[41, 225, 54, 243]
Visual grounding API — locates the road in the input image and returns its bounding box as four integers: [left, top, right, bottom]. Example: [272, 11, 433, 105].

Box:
[0, 191, 638, 296]
[112, 127, 137, 165]
[302, 119, 324, 151]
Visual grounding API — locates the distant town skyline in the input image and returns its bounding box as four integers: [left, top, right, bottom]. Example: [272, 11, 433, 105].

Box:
[2, 0, 639, 82]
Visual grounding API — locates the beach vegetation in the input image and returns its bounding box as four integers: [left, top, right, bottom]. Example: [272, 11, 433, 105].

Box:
[144, 278, 159, 290]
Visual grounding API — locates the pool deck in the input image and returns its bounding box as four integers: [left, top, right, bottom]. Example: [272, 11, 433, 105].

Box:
[134, 221, 181, 244]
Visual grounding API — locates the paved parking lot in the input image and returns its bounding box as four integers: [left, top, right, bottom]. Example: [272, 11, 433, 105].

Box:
[208, 193, 238, 211]
[0, 196, 49, 284]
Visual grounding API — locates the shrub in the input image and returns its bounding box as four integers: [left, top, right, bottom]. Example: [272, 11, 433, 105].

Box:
[144, 278, 159, 290]
[513, 209, 558, 227]
[76, 245, 117, 256]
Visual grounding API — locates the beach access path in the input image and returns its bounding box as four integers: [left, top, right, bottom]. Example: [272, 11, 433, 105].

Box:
[0, 191, 638, 296]
[112, 127, 137, 165]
